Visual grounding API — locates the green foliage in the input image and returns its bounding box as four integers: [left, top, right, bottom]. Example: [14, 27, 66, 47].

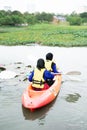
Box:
[25, 14, 37, 24]
[80, 12, 87, 23]
[80, 12, 87, 18]
[11, 15, 25, 25]
[0, 23, 87, 47]
[0, 10, 87, 26]
[35, 12, 53, 22]
[0, 10, 25, 26]
[67, 16, 82, 25]
[0, 10, 8, 17]
[0, 10, 54, 26]
[11, 10, 23, 16]
[66, 12, 87, 25]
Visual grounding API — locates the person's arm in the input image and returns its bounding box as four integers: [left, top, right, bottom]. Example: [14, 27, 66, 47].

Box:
[28, 71, 34, 82]
[52, 62, 59, 73]
[43, 70, 54, 80]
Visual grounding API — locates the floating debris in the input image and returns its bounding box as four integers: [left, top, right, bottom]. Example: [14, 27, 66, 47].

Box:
[14, 62, 23, 64]
[26, 65, 32, 68]
[65, 93, 81, 103]
[0, 66, 6, 72]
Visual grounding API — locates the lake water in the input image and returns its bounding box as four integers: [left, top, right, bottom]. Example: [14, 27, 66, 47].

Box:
[0, 45, 87, 130]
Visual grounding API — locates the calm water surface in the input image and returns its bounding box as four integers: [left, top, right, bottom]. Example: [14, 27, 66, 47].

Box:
[0, 45, 87, 130]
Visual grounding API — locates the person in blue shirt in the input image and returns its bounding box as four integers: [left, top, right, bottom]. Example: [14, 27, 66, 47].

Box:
[28, 58, 54, 91]
[45, 52, 59, 73]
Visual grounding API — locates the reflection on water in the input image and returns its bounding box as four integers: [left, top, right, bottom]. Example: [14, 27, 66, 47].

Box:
[22, 98, 56, 122]
[65, 93, 81, 103]
[22, 99, 57, 126]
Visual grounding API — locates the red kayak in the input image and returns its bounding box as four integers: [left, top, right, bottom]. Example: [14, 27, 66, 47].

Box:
[22, 74, 62, 111]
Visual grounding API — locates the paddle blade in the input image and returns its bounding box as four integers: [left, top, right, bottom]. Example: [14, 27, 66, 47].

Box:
[66, 71, 81, 75]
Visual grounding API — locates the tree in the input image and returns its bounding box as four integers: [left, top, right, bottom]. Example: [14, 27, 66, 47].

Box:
[67, 15, 82, 25]
[0, 10, 13, 25]
[11, 10, 23, 16]
[0, 10, 25, 26]
[80, 12, 87, 23]
[0, 10, 7, 18]
[11, 15, 25, 25]
[26, 14, 37, 24]
[35, 12, 53, 23]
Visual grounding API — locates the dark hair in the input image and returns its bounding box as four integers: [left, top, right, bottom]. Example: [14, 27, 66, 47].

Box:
[37, 58, 45, 70]
[46, 53, 53, 60]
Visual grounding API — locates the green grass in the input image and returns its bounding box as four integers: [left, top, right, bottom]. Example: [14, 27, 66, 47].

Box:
[0, 23, 87, 47]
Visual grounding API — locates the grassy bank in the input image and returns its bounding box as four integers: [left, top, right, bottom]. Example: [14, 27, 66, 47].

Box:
[0, 23, 87, 47]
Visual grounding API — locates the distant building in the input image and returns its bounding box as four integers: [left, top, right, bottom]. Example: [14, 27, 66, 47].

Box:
[52, 15, 66, 24]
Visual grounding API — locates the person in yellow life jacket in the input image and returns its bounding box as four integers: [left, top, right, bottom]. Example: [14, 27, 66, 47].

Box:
[45, 52, 59, 73]
[28, 58, 54, 91]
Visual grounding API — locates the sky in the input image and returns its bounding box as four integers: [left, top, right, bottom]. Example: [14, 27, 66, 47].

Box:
[0, 0, 87, 14]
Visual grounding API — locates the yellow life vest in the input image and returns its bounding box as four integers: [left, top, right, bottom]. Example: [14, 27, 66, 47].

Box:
[45, 60, 53, 71]
[32, 68, 45, 89]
